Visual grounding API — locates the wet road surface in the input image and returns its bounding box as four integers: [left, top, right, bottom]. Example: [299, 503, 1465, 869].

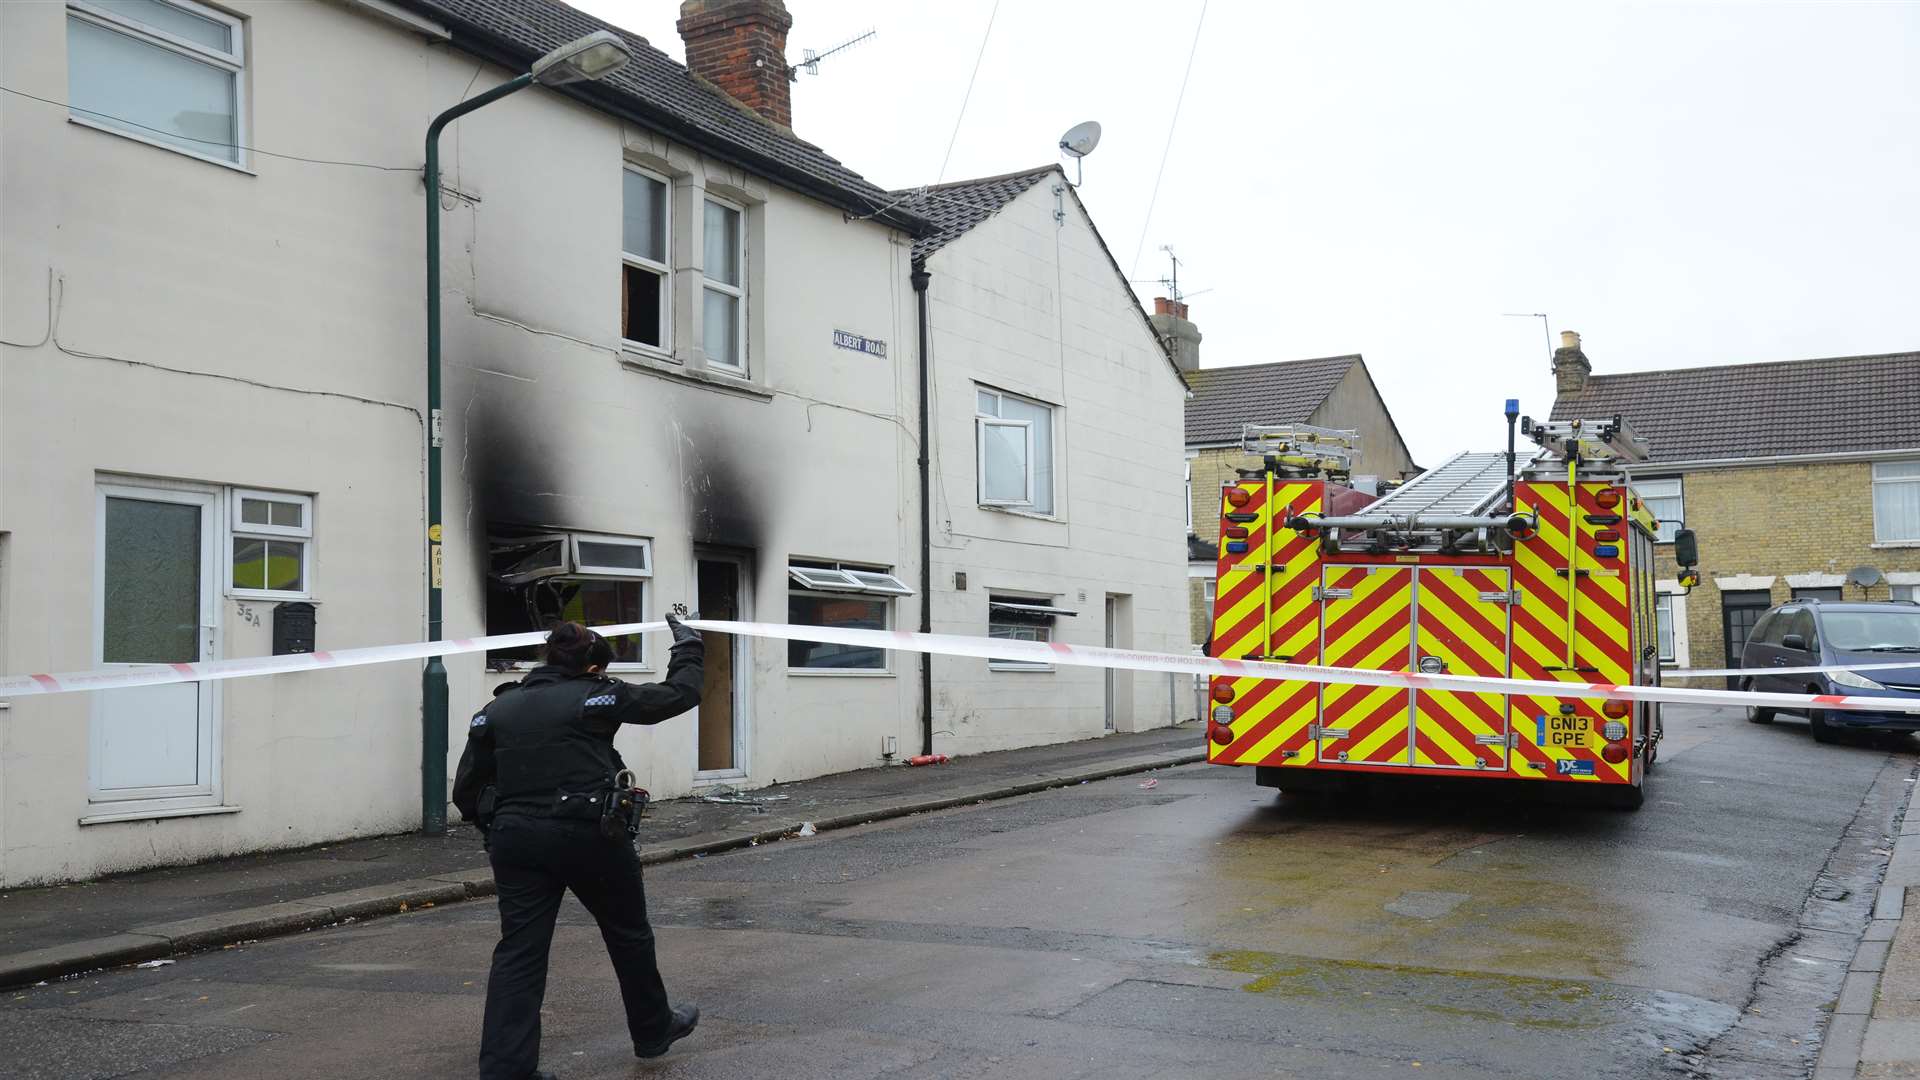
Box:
[3, 706, 1914, 1079]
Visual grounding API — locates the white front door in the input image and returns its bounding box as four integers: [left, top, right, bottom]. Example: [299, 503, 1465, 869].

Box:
[91, 482, 220, 812]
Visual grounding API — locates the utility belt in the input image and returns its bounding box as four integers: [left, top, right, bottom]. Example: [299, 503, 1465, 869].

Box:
[511, 770, 648, 839]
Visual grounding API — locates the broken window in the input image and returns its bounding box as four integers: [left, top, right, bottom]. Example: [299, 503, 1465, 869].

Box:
[987, 595, 1075, 671]
[487, 531, 652, 670]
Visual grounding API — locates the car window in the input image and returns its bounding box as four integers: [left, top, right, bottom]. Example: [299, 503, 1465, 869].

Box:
[1750, 611, 1781, 646]
[1781, 608, 1817, 647]
[1821, 610, 1920, 652]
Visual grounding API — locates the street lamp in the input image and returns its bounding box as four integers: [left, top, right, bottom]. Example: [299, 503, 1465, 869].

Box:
[421, 30, 633, 833]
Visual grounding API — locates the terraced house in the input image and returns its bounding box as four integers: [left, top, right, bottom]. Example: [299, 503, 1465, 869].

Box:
[1180, 343, 1418, 645]
[1548, 334, 1920, 685]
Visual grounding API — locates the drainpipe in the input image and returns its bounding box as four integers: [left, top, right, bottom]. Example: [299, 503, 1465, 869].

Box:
[912, 263, 934, 756]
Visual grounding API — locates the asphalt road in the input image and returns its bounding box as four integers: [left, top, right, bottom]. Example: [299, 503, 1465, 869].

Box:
[4, 706, 1914, 1080]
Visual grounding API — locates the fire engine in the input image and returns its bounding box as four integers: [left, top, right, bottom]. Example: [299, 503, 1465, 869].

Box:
[1203, 404, 1699, 809]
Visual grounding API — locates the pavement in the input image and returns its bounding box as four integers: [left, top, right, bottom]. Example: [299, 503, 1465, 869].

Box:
[0, 723, 1204, 990]
[1835, 743, 1920, 1079]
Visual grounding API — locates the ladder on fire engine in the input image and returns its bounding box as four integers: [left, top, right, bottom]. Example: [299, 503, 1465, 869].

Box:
[1356, 452, 1513, 520]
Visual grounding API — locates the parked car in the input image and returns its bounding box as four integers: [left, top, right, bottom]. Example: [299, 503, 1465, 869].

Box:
[1742, 600, 1920, 743]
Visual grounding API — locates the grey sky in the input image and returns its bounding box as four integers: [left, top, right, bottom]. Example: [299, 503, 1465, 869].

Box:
[577, 0, 1920, 464]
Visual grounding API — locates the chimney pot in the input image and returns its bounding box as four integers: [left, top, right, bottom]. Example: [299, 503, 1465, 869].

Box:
[1149, 298, 1201, 373]
[1551, 329, 1592, 396]
[678, 0, 794, 128]
[1560, 330, 1581, 351]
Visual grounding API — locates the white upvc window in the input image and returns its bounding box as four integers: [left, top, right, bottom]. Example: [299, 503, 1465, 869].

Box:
[787, 561, 912, 674]
[621, 166, 671, 353]
[1633, 477, 1684, 543]
[1873, 460, 1920, 544]
[1653, 586, 1690, 667]
[702, 196, 746, 373]
[485, 532, 653, 670]
[976, 386, 1056, 514]
[988, 594, 1074, 671]
[1185, 459, 1194, 531]
[66, 0, 247, 167]
[1894, 584, 1918, 603]
[229, 489, 312, 599]
[1202, 577, 1217, 608]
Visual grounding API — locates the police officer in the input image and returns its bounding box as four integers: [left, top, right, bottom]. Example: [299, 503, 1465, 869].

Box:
[453, 615, 705, 1080]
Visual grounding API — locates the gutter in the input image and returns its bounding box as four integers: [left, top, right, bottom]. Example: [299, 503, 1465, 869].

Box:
[912, 263, 934, 756]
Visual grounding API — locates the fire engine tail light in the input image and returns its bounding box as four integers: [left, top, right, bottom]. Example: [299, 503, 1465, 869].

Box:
[1595, 489, 1622, 509]
[1601, 740, 1630, 764]
[1211, 681, 1237, 704]
[1225, 525, 1250, 540]
[1226, 487, 1252, 508]
[1603, 700, 1629, 719]
[1600, 720, 1628, 742]
[1595, 529, 1621, 543]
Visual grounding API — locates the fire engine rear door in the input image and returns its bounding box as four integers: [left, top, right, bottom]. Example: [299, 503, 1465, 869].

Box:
[1411, 567, 1512, 771]
[1316, 565, 1415, 767]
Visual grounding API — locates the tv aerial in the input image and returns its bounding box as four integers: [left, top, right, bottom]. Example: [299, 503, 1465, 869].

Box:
[1058, 120, 1101, 186]
[790, 28, 877, 80]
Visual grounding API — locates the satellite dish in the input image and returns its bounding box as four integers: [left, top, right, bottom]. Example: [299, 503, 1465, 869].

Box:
[1059, 121, 1102, 158]
[1847, 565, 1885, 588]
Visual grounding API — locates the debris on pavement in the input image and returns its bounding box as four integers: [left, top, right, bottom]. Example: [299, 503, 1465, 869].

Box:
[698, 785, 791, 808]
[1139, 778, 1159, 790]
[796, 822, 817, 837]
[135, 960, 174, 969]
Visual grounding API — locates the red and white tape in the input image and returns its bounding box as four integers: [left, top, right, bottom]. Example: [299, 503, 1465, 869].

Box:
[0, 619, 1915, 716]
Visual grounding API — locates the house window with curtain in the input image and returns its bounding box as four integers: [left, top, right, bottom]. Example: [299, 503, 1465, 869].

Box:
[66, 0, 247, 166]
[702, 197, 746, 372]
[1874, 460, 1920, 543]
[976, 386, 1056, 515]
[1632, 477, 1684, 543]
[621, 166, 670, 351]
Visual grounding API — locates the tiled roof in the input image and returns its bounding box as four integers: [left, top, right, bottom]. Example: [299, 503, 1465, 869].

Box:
[1184, 355, 1361, 445]
[889, 167, 1056, 262]
[1188, 534, 1218, 563]
[397, 0, 924, 231]
[1550, 351, 1920, 463]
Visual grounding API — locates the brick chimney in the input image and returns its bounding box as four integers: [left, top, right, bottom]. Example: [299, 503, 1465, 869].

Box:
[1552, 330, 1591, 396]
[1150, 296, 1202, 373]
[678, 0, 794, 128]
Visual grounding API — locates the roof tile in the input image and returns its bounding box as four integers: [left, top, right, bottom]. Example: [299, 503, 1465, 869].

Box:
[1550, 351, 1920, 463]
[889, 167, 1056, 262]
[1184, 356, 1360, 444]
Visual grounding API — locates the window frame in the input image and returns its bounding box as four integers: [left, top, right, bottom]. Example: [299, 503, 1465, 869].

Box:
[1653, 585, 1690, 668]
[701, 194, 748, 375]
[1893, 584, 1918, 604]
[976, 416, 1035, 507]
[619, 164, 672, 356]
[66, 0, 249, 171]
[786, 560, 904, 676]
[226, 488, 312, 600]
[1872, 459, 1920, 545]
[1631, 476, 1684, 544]
[987, 593, 1070, 672]
[571, 533, 652, 579]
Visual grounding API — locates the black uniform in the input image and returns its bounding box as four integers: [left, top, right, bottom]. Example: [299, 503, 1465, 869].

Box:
[452, 635, 702, 1080]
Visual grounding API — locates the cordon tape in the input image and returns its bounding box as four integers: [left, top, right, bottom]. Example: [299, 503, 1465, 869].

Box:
[0, 620, 1916, 716]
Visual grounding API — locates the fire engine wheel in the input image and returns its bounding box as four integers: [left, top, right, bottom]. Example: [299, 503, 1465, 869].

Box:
[1744, 679, 1775, 724]
[1602, 782, 1646, 811]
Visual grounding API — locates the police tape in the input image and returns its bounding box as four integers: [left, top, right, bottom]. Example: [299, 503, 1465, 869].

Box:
[0, 619, 1915, 716]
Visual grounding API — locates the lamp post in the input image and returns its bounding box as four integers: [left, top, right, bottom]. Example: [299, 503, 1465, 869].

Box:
[421, 31, 632, 833]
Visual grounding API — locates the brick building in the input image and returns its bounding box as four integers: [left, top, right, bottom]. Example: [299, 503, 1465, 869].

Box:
[1180, 342, 1418, 644]
[1548, 333, 1920, 685]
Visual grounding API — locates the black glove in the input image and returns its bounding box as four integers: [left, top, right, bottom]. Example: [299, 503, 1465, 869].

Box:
[665, 612, 701, 648]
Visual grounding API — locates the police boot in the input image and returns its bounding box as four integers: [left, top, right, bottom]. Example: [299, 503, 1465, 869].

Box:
[635, 1004, 699, 1058]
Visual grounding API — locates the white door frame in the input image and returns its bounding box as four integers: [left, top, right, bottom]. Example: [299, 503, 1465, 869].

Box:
[693, 549, 752, 783]
[89, 480, 222, 813]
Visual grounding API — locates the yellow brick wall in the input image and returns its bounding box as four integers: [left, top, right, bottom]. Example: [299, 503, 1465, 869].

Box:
[1653, 460, 1920, 687]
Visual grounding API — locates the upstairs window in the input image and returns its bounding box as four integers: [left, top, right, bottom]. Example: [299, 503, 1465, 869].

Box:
[67, 0, 246, 166]
[976, 387, 1056, 514]
[230, 490, 310, 598]
[621, 166, 670, 352]
[1874, 460, 1920, 543]
[787, 562, 912, 673]
[1631, 477, 1683, 543]
[702, 197, 746, 372]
